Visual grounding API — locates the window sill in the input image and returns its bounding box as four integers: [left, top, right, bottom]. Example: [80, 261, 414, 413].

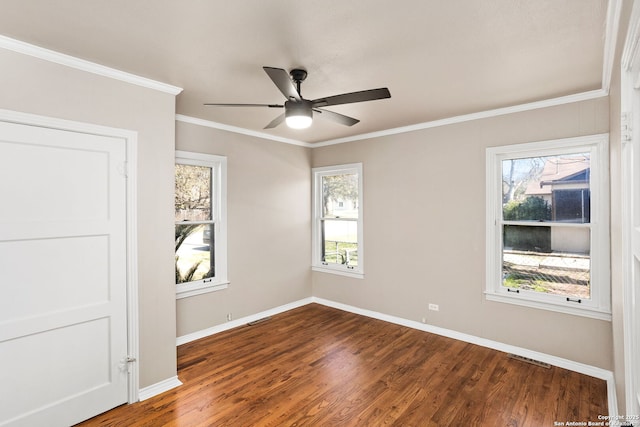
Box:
[485, 291, 611, 321]
[176, 280, 229, 300]
[312, 265, 364, 279]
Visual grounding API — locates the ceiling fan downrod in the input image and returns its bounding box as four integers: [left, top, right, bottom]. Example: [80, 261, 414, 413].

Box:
[290, 69, 307, 98]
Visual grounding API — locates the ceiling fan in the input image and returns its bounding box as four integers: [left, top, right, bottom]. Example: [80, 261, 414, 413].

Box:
[205, 66, 391, 130]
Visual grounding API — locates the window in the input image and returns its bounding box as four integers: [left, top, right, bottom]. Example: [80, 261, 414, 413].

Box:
[175, 151, 228, 298]
[312, 163, 364, 278]
[486, 135, 610, 320]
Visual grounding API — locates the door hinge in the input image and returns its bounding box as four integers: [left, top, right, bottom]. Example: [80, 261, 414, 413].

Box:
[118, 161, 128, 178]
[622, 112, 632, 143]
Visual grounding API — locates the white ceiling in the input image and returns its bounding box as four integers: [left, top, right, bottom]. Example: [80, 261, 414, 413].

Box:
[0, 1, 611, 144]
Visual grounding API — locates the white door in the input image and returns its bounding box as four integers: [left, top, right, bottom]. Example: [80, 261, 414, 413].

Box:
[0, 121, 129, 426]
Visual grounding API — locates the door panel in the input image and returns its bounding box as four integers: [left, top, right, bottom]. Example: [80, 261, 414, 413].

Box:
[0, 140, 109, 223]
[0, 121, 128, 427]
[0, 236, 109, 321]
[1, 318, 111, 421]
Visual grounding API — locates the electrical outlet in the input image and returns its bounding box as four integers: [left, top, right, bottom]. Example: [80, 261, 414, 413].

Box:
[428, 303, 439, 312]
[226, 313, 232, 321]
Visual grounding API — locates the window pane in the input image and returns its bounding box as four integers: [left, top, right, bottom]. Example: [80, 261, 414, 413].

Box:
[322, 173, 358, 219]
[554, 189, 590, 222]
[503, 225, 551, 253]
[502, 153, 590, 223]
[321, 219, 358, 266]
[175, 164, 212, 221]
[175, 223, 214, 283]
[502, 225, 590, 299]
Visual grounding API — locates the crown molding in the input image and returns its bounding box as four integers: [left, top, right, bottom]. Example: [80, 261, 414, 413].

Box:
[179, 90, 607, 148]
[175, 114, 311, 147]
[312, 89, 608, 147]
[0, 35, 183, 95]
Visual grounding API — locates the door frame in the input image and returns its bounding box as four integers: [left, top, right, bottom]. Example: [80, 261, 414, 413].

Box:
[0, 108, 140, 404]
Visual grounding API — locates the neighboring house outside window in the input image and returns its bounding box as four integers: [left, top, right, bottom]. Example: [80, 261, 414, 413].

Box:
[175, 151, 228, 299]
[312, 163, 364, 279]
[486, 135, 610, 320]
[521, 156, 591, 254]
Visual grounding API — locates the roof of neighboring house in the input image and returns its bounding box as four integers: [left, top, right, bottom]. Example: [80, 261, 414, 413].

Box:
[525, 156, 590, 196]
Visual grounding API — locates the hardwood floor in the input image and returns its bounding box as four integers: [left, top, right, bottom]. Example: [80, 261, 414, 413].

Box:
[77, 303, 608, 426]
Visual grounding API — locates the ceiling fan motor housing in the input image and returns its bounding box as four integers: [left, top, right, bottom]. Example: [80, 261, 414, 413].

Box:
[285, 99, 313, 128]
[290, 69, 308, 83]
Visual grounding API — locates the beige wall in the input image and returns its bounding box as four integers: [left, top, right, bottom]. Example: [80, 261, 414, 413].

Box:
[0, 49, 178, 388]
[312, 97, 614, 369]
[175, 121, 312, 336]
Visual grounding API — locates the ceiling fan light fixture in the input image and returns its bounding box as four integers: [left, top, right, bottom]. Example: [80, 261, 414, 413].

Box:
[285, 100, 313, 129]
[286, 114, 312, 129]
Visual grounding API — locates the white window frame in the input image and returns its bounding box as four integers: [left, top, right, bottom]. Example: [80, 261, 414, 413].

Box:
[312, 163, 364, 279]
[485, 134, 610, 320]
[175, 150, 228, 299]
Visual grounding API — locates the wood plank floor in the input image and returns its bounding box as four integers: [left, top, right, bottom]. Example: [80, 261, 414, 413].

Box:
[77, 303, 608, 426]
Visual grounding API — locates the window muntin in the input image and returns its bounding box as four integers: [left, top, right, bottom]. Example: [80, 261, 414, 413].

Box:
[486, 135, 610, 320]
[175, 151, 228, 298]
[313, 164, 363, 278]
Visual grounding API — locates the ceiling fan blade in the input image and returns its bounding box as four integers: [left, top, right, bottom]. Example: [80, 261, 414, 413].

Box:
[204, 103, 284, 108]
[263, 67, 301, 101]
[264, 113, 286, 129]
[314, 108, 360, 126]
[312, 88, 391, 108]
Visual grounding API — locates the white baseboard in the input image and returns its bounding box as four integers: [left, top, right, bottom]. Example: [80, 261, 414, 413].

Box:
[176, 297, 314, 346]
[138, 376, 183, 401]
[310, 297, 619, 418]
[174, 296, 619, 417]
